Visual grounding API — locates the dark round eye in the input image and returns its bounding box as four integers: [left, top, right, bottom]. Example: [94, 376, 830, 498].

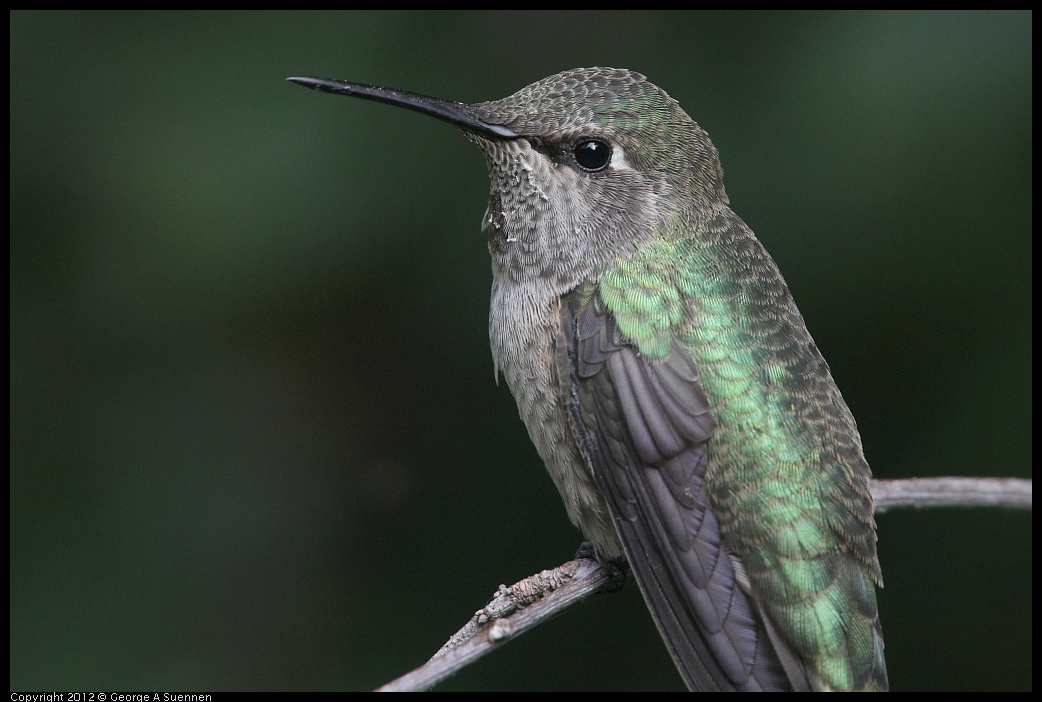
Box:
[573, 139, 611, 172]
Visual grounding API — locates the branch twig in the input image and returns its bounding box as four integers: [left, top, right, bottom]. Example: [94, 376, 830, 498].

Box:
[375, 559, 611, 692]
[375, 475, 1031, 691]
[871, 476, 1031, 512]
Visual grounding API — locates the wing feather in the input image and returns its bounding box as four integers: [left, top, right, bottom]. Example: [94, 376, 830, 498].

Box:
[560, 292, 802, 691]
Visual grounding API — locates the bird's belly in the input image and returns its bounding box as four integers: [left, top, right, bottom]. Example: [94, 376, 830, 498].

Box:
[489, 278, 622, 556]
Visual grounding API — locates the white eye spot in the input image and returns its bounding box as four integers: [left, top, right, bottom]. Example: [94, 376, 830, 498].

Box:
[610, 145, 634, 172]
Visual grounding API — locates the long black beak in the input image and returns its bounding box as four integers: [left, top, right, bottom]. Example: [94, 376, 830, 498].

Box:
[286, 76, 520, 141]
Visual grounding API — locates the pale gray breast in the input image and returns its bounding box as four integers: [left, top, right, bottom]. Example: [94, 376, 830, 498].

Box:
[488, 274, 621, 555]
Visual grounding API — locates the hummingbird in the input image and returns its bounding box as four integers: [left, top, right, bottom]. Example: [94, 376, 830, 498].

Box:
[287, 67, 887, 692]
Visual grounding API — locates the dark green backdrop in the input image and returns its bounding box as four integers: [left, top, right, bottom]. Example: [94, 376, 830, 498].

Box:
[11, 11, 1031, 691]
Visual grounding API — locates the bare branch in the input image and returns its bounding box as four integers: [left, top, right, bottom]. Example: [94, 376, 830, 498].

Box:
[374, 475, 1031, 691]
[376, 558, 610, 692]
[871, 476, 1032, 513]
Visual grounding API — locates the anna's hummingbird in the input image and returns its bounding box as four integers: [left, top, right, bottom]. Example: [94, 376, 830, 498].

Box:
[288, 67, 887, 692]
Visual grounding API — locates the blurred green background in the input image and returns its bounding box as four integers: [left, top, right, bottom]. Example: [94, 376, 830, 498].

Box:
[10, 11, 1030, 691]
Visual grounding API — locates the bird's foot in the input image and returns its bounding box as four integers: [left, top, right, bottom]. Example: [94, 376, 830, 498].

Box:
[575, 541, 628, 592]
